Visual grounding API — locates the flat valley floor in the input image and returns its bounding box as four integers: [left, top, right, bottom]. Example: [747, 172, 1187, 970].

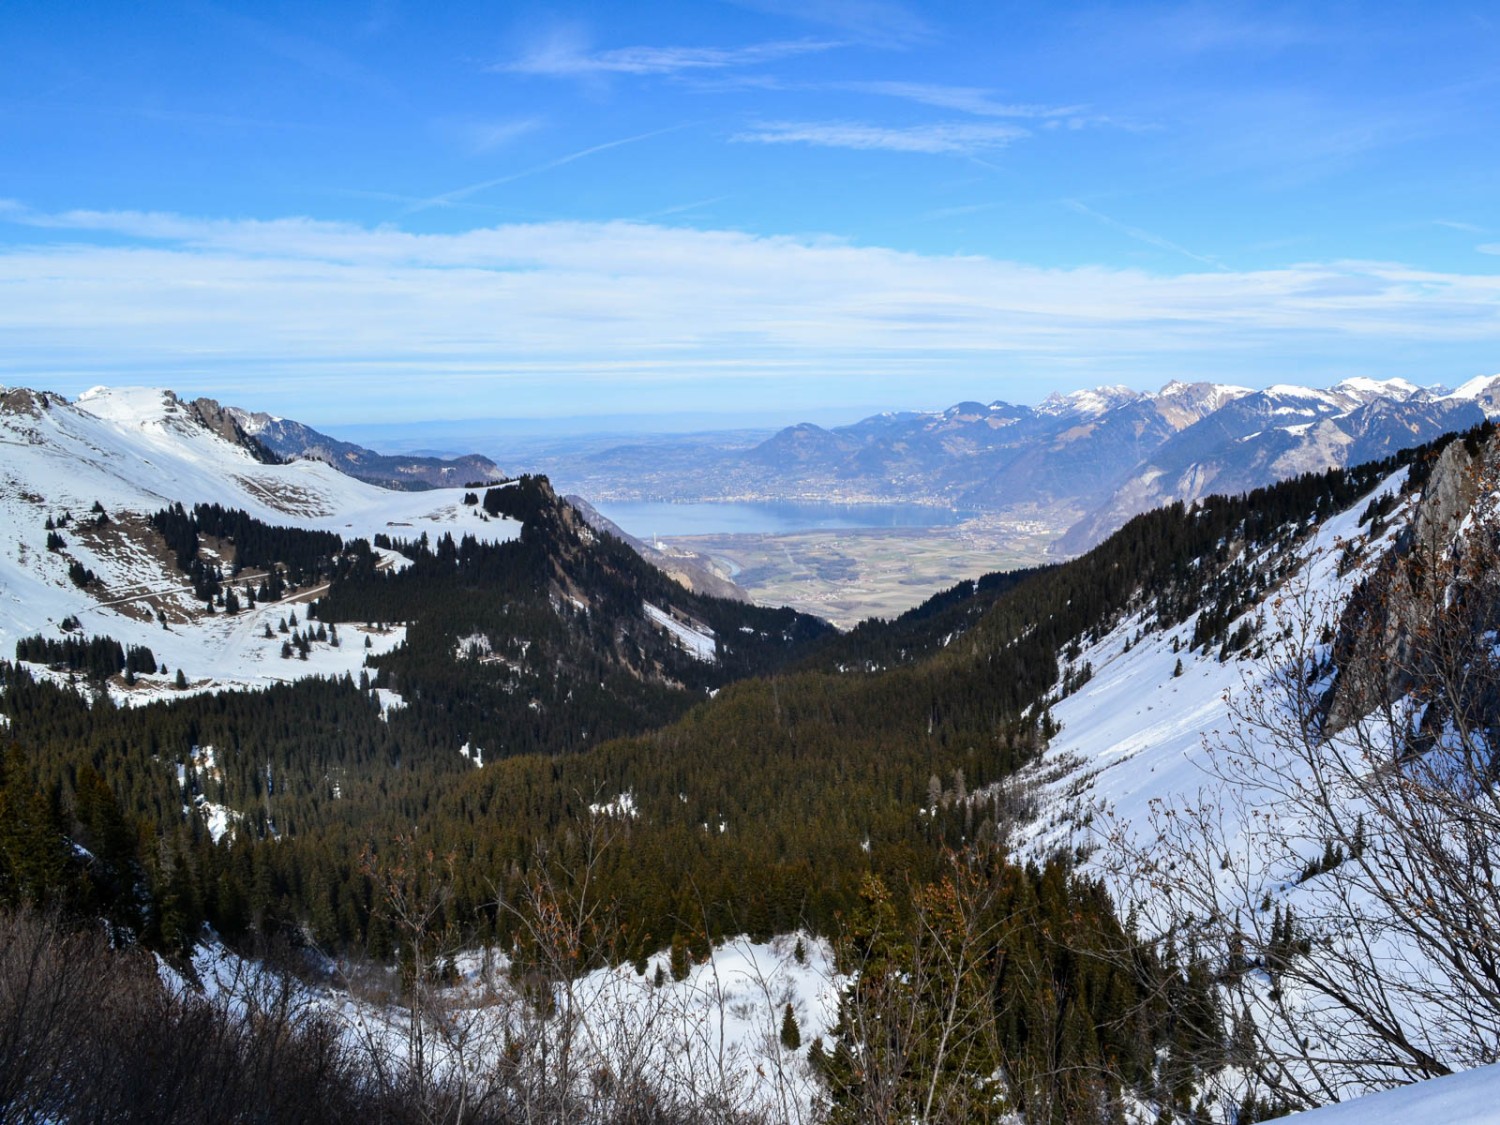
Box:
[667, 516, 1061, 628]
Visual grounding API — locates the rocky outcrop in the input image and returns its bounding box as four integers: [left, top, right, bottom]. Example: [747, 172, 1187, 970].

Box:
[184, 396, 282, 464]
[1322, 431, 1500, 735]
[0, 388, 63, 418]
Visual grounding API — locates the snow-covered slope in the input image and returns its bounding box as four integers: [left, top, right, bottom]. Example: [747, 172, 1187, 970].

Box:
[1025, 467, 1409, 859]
[1004, 427, 1500, 1115]
[1284, 1061, 1500, 1123]
[177, 928, 839, 1123]
[0, 385, 520, 698]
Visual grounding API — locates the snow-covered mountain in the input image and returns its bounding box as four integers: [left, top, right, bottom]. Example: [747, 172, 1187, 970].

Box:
[0, 382, 830, 720]
[0, 384, 522, 699]
[1056, 377, 1485, 549]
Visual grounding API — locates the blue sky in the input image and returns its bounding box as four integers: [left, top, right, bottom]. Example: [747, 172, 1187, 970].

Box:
[1, 1, 1497, 427]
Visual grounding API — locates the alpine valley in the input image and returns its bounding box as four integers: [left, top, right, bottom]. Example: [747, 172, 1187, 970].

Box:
[6, 379, 1500, 1123]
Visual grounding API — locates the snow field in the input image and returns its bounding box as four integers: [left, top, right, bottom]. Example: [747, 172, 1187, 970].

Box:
[175, 929, 840, 1121]
[644, 602, 717, 661]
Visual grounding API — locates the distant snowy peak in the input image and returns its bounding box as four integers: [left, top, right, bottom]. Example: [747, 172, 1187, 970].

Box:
[1262, 383, 1344, 406]
[1442, 374, 1500, 413]
[1147, 381, 1253, 425]
[1332, 376, 1425, 402]
[226, 407, 281, 436]
[1153, 379, 1251, 404]
[1036, 384, 1143, 419]
[1025, 376, 1457, 420]
[1036, 380, 1290, 424]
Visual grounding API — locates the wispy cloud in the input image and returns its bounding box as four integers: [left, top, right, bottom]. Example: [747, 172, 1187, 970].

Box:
[1064, 200, 1226, 270]
[634, 196, 731, 221]
[728, 0, 932, 47]
[500, 30, 837, 78]
[2, 206, 1496, 419]
[437, 116, 545, 156]
[919, 201, 1005, 221]
[1479, 243, 1500, 255]
[736, 120, 1027, 155]
[842, 81, 1082, 119]
[1147, 7, 1318, 55]
[201, 4, 398, 100]
[403, 126, 687, 213]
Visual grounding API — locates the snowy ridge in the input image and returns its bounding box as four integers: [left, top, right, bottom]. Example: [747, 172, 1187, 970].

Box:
[1036, 384, 1143, 418]
[0, 384, 520, 698]
[1444, 373, 1500, 401]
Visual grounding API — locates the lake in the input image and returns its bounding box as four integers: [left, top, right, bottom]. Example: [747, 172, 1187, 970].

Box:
[590, 499, 972, 538]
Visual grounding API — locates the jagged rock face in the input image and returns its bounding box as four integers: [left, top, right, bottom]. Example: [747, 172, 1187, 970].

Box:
[1322, 432, 1500, 735]
[1408, 439, 1483, 550]
[0, 388, 64, 418]
[185, 396, 281, 464]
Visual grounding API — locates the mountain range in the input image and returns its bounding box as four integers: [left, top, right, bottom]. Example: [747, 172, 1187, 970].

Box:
[539, 374, 1500, 551]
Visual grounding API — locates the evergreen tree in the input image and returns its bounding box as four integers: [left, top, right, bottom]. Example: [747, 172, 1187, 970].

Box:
[780, 1002, 802, 1051]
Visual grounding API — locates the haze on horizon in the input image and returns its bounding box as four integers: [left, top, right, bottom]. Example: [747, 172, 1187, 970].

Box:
[2, 0, 1497, 430]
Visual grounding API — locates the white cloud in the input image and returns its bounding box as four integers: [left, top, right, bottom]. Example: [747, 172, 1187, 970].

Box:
[1, 208, 1497, 417]
[1479, 243, 1500, 255]
[734, 120, 1028, 154]
[841, 81, 1082, 120]
[502, 32, 837, 78]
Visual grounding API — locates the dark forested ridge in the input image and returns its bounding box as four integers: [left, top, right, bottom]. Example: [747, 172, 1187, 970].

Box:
[0, 434, 1474, 1121]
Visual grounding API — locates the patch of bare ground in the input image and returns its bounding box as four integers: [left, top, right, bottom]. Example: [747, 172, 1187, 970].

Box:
[69, 514, 198, 623]
[232, 474, 331, 517]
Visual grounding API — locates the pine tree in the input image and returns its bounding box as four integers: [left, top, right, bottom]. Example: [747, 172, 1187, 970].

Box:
[780, 1002, 802, 1050]
[670, 933, 691, 981]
